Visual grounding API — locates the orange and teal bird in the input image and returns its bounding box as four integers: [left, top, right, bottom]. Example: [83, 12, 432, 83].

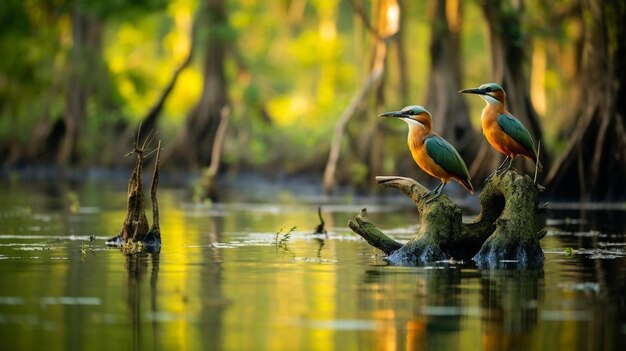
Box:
[459, 83, 541, 176]
[380, 105, 474, 202]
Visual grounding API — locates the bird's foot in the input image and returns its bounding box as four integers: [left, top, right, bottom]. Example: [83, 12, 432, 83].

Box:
[485, 157, 512, 183]
[496, 165, 517, 177]
[423, 192, 442, 204]
[421, 182, 444, 203]
[419, 192, 431, 200]
[487, 167, 510, 181]
[485, 170, 499, 183]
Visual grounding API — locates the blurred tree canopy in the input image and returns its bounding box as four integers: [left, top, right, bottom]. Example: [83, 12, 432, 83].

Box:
[0, 0, 624, 200]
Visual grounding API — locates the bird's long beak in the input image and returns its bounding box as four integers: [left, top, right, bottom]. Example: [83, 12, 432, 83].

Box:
[458, 87, 487, 95]
[379, 111, 409, 118]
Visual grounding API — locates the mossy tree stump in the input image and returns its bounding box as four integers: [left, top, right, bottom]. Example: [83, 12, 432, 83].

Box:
[349, 170, 545, 268]
[107, 133, 162, 253]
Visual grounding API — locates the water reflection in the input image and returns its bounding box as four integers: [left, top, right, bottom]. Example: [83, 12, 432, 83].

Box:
[315, 237, 325, 259]
[125, 253, 160, 351]
[479, 269, 542, 351]
[360, 267, 464, 350]
[408, 268, 463, 350]
[199, 220, 225, 350]
[548, 207, 626, 235]
[360, 267, 546, 351]
[1, 180, 625, 351]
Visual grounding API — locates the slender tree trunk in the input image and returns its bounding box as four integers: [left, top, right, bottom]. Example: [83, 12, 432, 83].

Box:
[199, 106, 231, 200]
[138, 48, 193, 139]
[322, 43, 385, 193]
[364, 0, 404, 189]
[323, 0, 399, 193]
[27, 81, 64, 162]
[163, 0, 229, 170]
[393, 0, 409, 104]
[116, 14, 197, 159]
[57, 5, 112, 165]
[59, 6, 91, 164]
[472, 0, 549, 179]
[425, 0, 480, 171]
[546, 0, 626, 200]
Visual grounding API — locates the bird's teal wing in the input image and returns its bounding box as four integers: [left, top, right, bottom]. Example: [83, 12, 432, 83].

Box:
[496, 114, 537, 159]
[424, 136, 471, 181]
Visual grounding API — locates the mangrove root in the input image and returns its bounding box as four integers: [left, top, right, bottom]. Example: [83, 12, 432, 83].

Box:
[107, 131, 162, 253]
[349, 170, 545, 268]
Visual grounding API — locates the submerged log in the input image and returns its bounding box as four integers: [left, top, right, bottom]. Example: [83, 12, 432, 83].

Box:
[107, 133, 162, 253]
[349, 170, 545, 268]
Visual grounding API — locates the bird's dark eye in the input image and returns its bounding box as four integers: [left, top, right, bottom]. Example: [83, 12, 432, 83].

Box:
[485, 86, 492, 92]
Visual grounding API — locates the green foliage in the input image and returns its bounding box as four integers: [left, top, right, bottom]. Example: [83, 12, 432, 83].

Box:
[275, 225, 296, 254]
[81, 0, 170, 21]
[0, 0, 168, 162]
[0, 0, 598, 176]
[349, 162, 369, 185]
[0, 1, 59, 140]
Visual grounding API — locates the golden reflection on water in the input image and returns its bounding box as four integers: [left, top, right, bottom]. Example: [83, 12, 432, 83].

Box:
[0, 183, 625, 350]
[220, 241, 338, 351]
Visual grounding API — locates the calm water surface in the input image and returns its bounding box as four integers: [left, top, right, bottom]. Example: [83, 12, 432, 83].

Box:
[0, 179, 624, 350]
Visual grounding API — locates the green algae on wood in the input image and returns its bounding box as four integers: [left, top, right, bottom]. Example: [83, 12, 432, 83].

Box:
[471, 171, 544, 268]
[349, 170, 545, 268]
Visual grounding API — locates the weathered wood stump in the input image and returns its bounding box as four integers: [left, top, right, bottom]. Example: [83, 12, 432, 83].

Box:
[107, 134, 162, 253]
[349, 170, 545, 268]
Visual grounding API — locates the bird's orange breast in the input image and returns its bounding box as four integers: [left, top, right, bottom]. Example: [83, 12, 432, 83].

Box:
[407, 130, 451, 182]
[482, 112, 532, 159]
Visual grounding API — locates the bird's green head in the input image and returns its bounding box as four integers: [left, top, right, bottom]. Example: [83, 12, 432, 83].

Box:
[379, 105, 433, 129]
[459, 82, 506, 105]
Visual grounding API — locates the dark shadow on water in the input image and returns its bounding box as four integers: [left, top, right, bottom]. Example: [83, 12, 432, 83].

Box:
[125, 252, 160, 351]
[549, 207, 626, 235]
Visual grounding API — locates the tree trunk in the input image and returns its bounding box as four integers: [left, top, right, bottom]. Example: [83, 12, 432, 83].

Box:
[349, 171, 545, 268]
[365, 1, 405, 184]
[323, 0, 399, 193]
[59, 6, 95, 164]
[425, 0, 481, 172]
[472, 0, 549, 179]
[56, 5, 120, 165]
[546, 0, 626, 200]
[198, 106, 230, 200]
[163, 0, 229, 170]
[322, 48, 384, 193]
[116, 15, 197, 159]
